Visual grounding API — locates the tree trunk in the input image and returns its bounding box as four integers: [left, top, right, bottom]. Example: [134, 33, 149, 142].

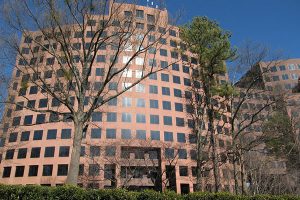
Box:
[240, 150, 246, 194]
[233, 143, 239, 194]
[195, 120, 203, 192]
[207, 105, 220, 192]
[66, 121, 84, 185]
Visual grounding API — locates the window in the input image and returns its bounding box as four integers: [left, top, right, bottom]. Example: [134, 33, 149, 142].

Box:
[136, 130, 146, 140]
[151, 131, 160, 140]
[49, 113, 59, 122]
[39, 98, 48, 108]
[171, 51, 178, 59]
[149, 58, 157, 67]
[15, 102, 24, 111]
[165, 148, 174, 158]
[21, 131, 30, 141]
[80, 146, 85, 156]
[9, 132, 18, 143]
[160, 61, 168, 68]
[29, 86, 38, 94]
[136, 10, 144, 18]
[122, 82, 132, 91]
[279, 65, 286, 71]
[150, 115, 159, 124]
[179, 166, 188, 176]
[121, 129, 131, 139]
[150, 99, 159, 109]
[162, 87, 170, 96]
[160, 49, 168, 56]
[148, 47, 156, 54]
[57, 164, 68, 176]
[178, 149, 187, 159]
[282, 74, 289, 80]
[59, 146, 70, 157]
[90, 146, 100, 157]
[136, 58, 144, 66]
[122, 97, 132, 107]
[36, 114, 46, 124]
[289, 64, 296, 70]
[12, 117, 21, 126]
[173, 75, 181, 84]
[175, 103, 183, 112]
[47, 129, 57, 140]
[184, 78, 191, 86]
[108, 98, 117, 106]
[169, 29, 177, 37]
[164, 132, 173, 141]
[272, 76, 279, 81]
[176, 117, 185, 127]
[96, 55, 106, 62]
[2, 167, 11, 178]
[108, 82, 118, 90]
[28, 165, 39, 177]
[51, 98, 60, 107]
[136, 98, 145, 107]
[174, 89, 182, 98]
[17, 148, 27, 159]
[162, 101, 171, 110]
[96, 68, 104, 76]
[107, 112, 117, 122]
[163, 116, 172, 126]
[44, 147, 55, 157]
[161, 73, 169, 82]
[270, 66, 277, 72]
[172, 64, 179, 71]
[177, 133, 186, 143]
[183, 65, 189, 73]
[89, 164, 99, 176]
[149, 85, 158, 94]
[5, 149, 14, 159]
[28, 146, 40, 159]
[136, 114, 146, 123]
[291, 74, 298, 80]
[33, 130, 43, 140]
[123, 56, 132, 64]
[91, 128, 101, 139]
[92, 112, 102, 122]
[86, 31, 95, 38]
[15, 166, 25, 177]
[106, 129, 116, 139]
[136, 22, 144, 29]
[136, 84, 145, 93]
[122, 113, 132, 122]
[43, 165, 53, 176]
[105, 146, 116, 157]
[61, 129, 71, 139]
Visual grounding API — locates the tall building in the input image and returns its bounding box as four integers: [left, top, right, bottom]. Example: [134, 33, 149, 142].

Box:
[0, 2, 234, 193]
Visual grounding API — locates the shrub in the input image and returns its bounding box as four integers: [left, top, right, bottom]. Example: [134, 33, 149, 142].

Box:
[0, 185, 299, 200]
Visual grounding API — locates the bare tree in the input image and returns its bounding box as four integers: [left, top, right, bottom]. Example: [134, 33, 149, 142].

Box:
[0, 0, 180, 185]
[227, 42, 286, 194]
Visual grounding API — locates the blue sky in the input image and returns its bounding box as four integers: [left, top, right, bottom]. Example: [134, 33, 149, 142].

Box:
[165, 0, 300, 59]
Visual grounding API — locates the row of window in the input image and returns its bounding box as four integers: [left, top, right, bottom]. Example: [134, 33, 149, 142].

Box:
[2, 163, 232, 180]
[268, 73, 299, 82]
[2, 164, 68, 178]
[5, 146, 70, 160]
[5, 127, 230, 147]
[16, 62, 190, 81]
[268, 64, 300, 72]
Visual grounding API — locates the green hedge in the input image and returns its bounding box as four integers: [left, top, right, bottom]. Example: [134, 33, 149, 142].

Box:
[0, 185, 298, 200]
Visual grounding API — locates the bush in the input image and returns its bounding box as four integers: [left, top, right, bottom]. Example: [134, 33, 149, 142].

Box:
[0, 185, 298, 200]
